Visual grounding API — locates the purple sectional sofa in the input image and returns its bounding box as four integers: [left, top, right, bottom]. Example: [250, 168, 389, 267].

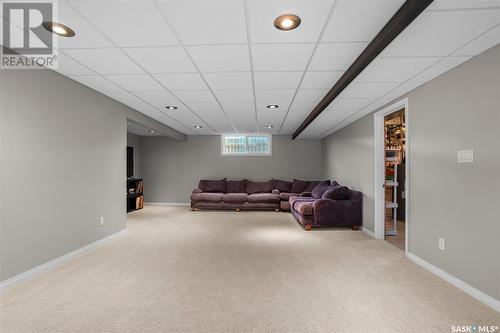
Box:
[190, 178, 362, 230]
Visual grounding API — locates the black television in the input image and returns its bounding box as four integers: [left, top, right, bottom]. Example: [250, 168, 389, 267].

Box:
[127, 146, 133, 178]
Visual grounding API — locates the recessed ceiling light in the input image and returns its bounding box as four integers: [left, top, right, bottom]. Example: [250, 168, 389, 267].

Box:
[165, 106, 178, 110]
[274, 14, 301, 31]
[42, 22, 75, 37]
[266, 125, 274, 129]
[267, 104, 279, 109]
[194, 125, 202, 129]
[149, 130, 155, 134]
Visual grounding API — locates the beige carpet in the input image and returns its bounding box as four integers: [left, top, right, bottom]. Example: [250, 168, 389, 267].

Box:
[1, 206, 498, 332]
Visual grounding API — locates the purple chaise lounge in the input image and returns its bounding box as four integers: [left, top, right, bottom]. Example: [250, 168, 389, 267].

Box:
[289, 181, 362, 230]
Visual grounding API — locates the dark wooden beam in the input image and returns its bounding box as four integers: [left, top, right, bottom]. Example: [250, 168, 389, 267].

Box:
[292, 0, 433, 139]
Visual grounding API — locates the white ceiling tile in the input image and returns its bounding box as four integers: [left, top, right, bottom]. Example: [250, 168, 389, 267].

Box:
[248, 1, 334, 43]
[381, 9, 500, 57]
[294, 89, 328, 102]
[301, 71, 344, 89]
[279, 101, 317, 134]
[299, 105, 355, 138]
[322, 0, 403, 43]
[254, 72, 302, 89]
[203, 72, 252, 90]
[330, 98, 373, 111]
[158, 1, 247, 44]
[309, 43, 367, 70]
[355, 57, 441, 82]
[187, 44, 250, 72]
[124, 47, 196, 74]
[70, 75, 122, 92]
[72, 1, 178, 47]
[63, 48, 143, 74]
[410, 57, 472, 82]
[213, 90, 254, 103]
[428, 0, 500, 11]
[134, 90, 182, 110]
[58, 3, 113, 49]
[154, 73, 208, 90]
[380, 81, 425, 103]
[105, 74, 164, 91]
[252, 44, 315, 71]
[339, 82, 399, 99]
[453, 24, 500, 56]
[174, 90, 217, 104]
[187, 102, 234, 133]
[221, 101, 256, 132]
[103, 91, 159, 113]
[56, 52, 94, 76]
[255, 90, 296, 103]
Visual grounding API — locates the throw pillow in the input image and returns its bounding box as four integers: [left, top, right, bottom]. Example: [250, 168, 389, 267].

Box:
[305, 180, 331, 192]
[226, 179, 247, 193]
[291, 179, 309, 193]
[322, 185, 352, 200]
[275, 179, 292, 192]
[198, 178, 226, 193]
[311, 180, 331, 199]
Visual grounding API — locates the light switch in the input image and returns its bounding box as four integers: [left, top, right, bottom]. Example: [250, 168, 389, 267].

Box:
[457, 150, 473, 163]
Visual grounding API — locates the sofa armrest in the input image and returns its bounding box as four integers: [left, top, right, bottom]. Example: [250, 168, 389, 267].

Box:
[272, 189, 280, 195]
[192, 188, 203, 194]
[313, 195, 362, 227]
[300, 191, 312, 197]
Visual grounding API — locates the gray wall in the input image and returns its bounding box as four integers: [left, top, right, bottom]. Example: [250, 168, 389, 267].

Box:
[322, 115, 375, 232]
[322, 44, 500, 300]
[0, 68, 181, 281]
[142, 135, 322, 203]
[127, 133, 143, 178]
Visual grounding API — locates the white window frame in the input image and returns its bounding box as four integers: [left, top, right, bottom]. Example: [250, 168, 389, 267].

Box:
[220, 134, 272, 156]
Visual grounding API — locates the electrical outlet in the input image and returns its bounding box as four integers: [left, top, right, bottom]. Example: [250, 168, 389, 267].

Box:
[439, 237, 445, 251]
[99, 217, 105, 226]
[457, 149, 473, 163]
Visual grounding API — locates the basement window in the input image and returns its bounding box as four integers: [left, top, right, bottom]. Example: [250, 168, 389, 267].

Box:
[221, 134, 272, 156]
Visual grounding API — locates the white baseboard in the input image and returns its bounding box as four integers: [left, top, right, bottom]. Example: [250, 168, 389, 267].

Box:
[362, 227, 375, 238]
[406, 252, 500, 313]
[145, 202, 190, 206]
[0, 228, 128, 293]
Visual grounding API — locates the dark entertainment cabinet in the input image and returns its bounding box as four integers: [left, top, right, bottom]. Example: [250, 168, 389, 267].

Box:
[127, 178, 144, 213]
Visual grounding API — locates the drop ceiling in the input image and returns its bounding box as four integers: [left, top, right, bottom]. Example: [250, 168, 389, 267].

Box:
[50, 0, 500, 138]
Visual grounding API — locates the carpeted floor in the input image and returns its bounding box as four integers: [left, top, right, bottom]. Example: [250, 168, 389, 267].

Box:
[1, 205, 498, 332]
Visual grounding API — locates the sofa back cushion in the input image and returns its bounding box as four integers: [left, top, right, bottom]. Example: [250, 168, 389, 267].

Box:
[311, 180, 331, 199]
[246, 179, 275, 194]
[198, 178, 226, 193]
[322, 185, 352, 200]
[305, 180, 332, 192]
[227, 179, 247, 193]
[275, 179, 292, 193]
[291, 179, 309, 194]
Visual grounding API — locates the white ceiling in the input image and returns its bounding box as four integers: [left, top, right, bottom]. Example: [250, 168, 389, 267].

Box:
[50, 0, 500, 138]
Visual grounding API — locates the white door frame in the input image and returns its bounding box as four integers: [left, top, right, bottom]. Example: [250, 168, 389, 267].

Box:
[373, 98, 409, 254]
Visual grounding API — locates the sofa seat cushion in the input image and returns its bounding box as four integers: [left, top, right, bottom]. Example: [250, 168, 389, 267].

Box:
[279, 192, 300, 201]
[247, 193, 279, 203]
[191, 192, 224, 202]
[289, 196, 315, 208]
[223, 193, 248, 203]
[294, 201, 314, 216]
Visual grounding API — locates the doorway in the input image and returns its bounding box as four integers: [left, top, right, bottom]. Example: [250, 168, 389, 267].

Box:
[374, 98, 409, 253]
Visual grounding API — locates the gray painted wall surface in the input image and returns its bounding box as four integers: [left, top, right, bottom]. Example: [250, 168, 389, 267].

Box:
[322, 45, 500, 300]
[322, 115, 375, 232]
[0, 69, 176, 281]
[141, 135, 322, 203]
[127, 133, 143, 178]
